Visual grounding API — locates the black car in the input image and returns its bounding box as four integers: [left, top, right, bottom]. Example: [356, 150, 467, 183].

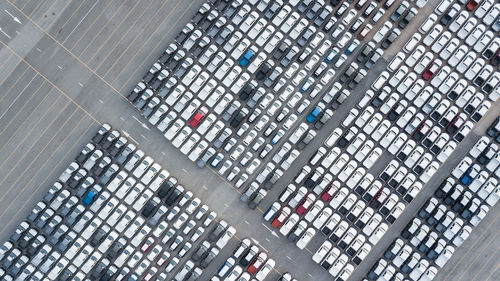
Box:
[398, 8, 417, 29]
[381, 29, 400, 49]
[298, 26, 315, 46]
[239, 84, 255, 101]
[487, 117, 500, 137]
[230, 109, 248, 128]
[256, 62, 272, 80]
[165, 186, 183, 206]
[142, 197, 160, 217]
[298, 0, 313, 13]
[158, 180, 175, 198]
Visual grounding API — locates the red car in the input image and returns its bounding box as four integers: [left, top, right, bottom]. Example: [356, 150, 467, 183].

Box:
[296, 193, 316, 215]
[422, 60, 441, 81]
[271, 207, 290, 228]
[466, 0, 479, 11]
[248, 252, 267, 274]
[140, 237, 155, 252]
[189, 106, 208, 128]
[321, 184, 338, 202]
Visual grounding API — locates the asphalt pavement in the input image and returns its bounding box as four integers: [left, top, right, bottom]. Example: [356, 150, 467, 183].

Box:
[0, 0, 499, 281]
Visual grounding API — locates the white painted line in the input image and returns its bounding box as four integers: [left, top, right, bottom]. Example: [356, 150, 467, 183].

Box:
[36, 48, 42, 53]
[0, 74, 36, 122]
[244, 220, 249, 224]
[140, 134, 148, 140]
[265, 238, 270, 243]
[161, 152, 166, 156]
[286, 256, 292, 260]
[132, 115, 150, 130]
[0, 27, 12, 39]
[224, 203, 229, 208]
[57, 65, 62, 70]
[119, 117, 125, 121]
[182, 168, 188, 173]
[77, 82, 83, 87]
[4, 9, 21, 24]
[98, 99, 104, 104]
[307, 273, 313, 277]
[15, 30, 19, 35]
[202, 185, 208, 190]
[62, 0, 100, 43]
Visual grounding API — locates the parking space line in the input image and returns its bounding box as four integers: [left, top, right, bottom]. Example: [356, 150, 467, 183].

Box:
[0, 38, 102, 125]
[441, 209, 500, 281]
[207, 166, 243, 195]
[0, 73, 37, 123]
[95, 0, 161, 74]
[115, 0, 194, 89]
[0, 62, 29, 106]
[0, 119, 95, 235]
[0, 88, 64, 158]
[85, 0, 144, 66]
[454, 223, 500, 281]
[73, 0, 128, 57]
[27, 0, 44, 17]
[100, 0, 170, 77]
[0, 52, 14, 74]
[485, 259, 500, 281]
[0, 85, 52, 144]
[0, 107, 79, 211]
[51, 0, 88, 37]
[468, 249, 500, 281]
[5, 0, 138, 106]
[0, 100, 72, 193]
[67, 0, 115, 51]
[61, 0, 100, 44]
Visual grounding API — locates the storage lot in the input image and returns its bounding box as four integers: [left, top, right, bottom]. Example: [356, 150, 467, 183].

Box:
[0, 0, 499, 280]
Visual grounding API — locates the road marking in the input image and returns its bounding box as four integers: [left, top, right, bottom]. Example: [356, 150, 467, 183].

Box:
[0, 27, 12, 39]
[0, 74, 37, 122]
[62, 0, 100, 44]
[307, 273, 313, 277]
[132, 115, 150, 130]
[224, 203, 230, 208]
[244, 220, 249, 224]
[119, 117, 125, 121]
[265, 238, 270, 243]
[121, 130, 139, 144]
[57, 65, 62, 70]
[161, 151, 166, 156]
[77, 82, 83, 87]
[286, 256, 292, 260]
[202, 185, 208, 190]
[98, 99, 104, 104]
[182, 168, 188, 173]
[140, 134, 148, 141]
[4, 9, 21, 24]
[261, 223, 279, 237]
[36, 47, 42, 53]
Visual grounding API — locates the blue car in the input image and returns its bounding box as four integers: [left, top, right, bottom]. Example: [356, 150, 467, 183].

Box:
[82, 186, 101, 206]
[239, 50, 256, 66]
[460, 171, 473, 185]
[324, 48, 338, 63]
[307, 107, 322, 123]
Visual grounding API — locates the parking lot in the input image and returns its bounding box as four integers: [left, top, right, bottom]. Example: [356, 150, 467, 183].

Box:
[0, 0, 499, 280]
